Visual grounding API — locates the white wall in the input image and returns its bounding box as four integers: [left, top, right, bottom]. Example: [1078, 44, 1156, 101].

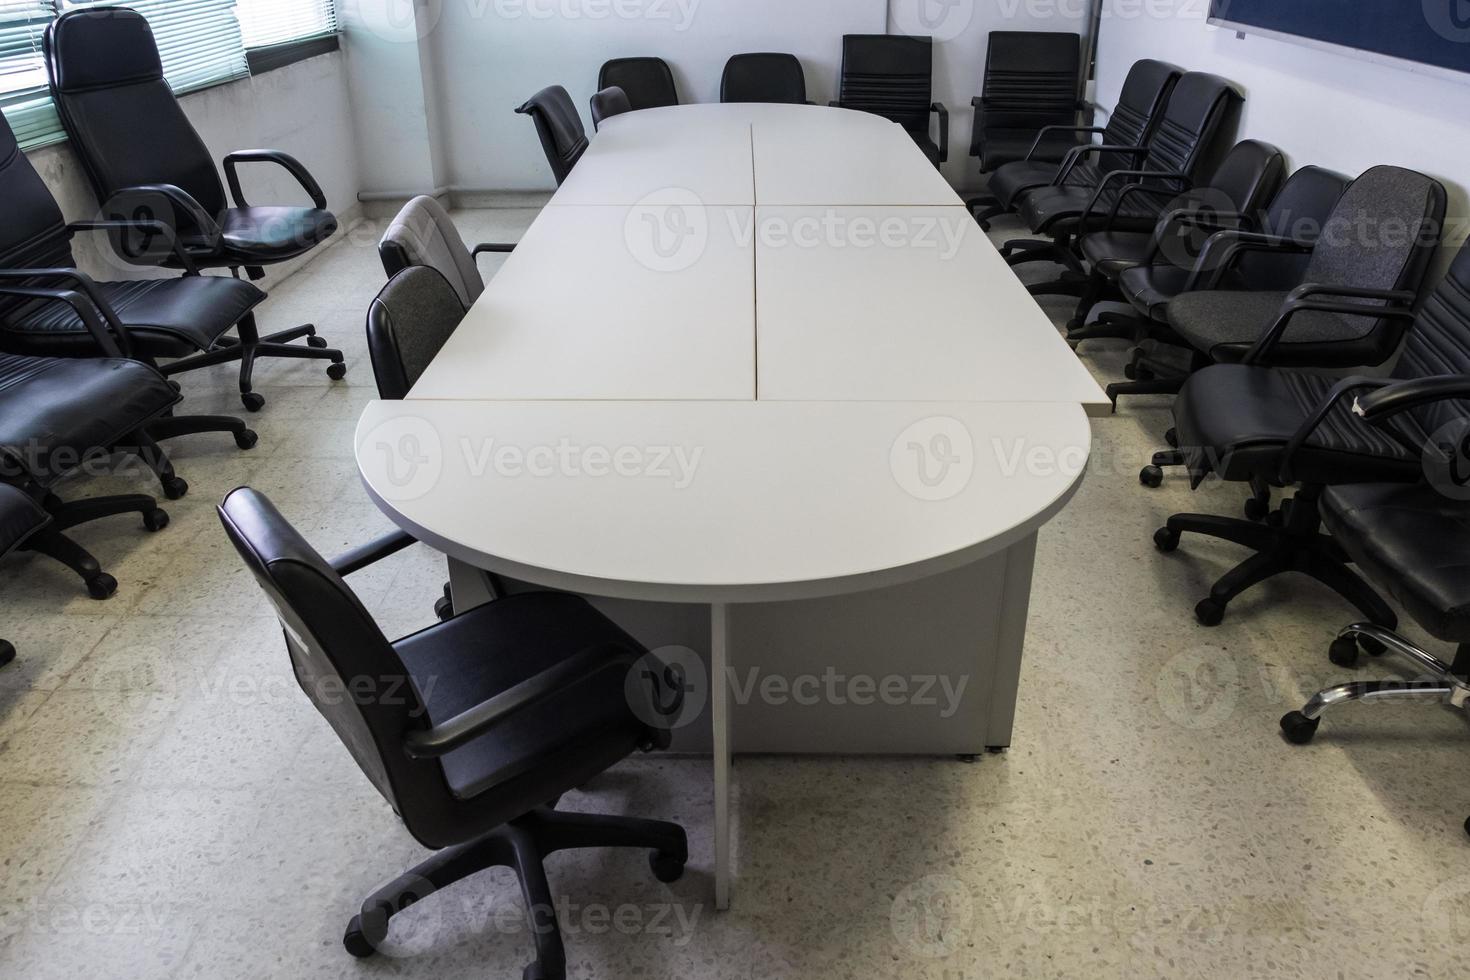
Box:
[29, 50, 362, 286]
[1093, 1, 1469, 255]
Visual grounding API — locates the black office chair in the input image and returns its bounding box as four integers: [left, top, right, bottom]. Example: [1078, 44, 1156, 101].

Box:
[218, 487, 688, 979]
[832, 35, 948, 168]
[516, 86, 589, 186]
[598, 57, 678, 111]
[0, 484, 51, 665]
[1060, 139, 1286, 331]
[589, 86, 633, 130]
[1279, 478, 1470, 755]
[969, 32, 1084, 174]
[721, 53, 808, 104]
[42, 7, 345, 409]
[968, 58, 1180, 227]
[1003, 72, 1241, 274]
[378, 196, 515, 309]
[1, 352, 179, 598]
[1149, 234, 1470, 629]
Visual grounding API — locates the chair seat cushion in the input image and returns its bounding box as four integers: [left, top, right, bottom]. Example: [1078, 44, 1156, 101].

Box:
[0, 353, 179, 487]
[0, 275, 264, 357]
[1078, 230, 1155, 278]
[1172, 364, 1424, 485]
[394, 592, 652, 801]
[0, 483, 48, 558]
[1119, 264, 1248, 321]
[1167, 289, 1387, 368]
[1322, 483, 1470, 642]
[1017, 181, 1163, 235]
[986, 160, 1061, 209]
[206, 206, 338, 264]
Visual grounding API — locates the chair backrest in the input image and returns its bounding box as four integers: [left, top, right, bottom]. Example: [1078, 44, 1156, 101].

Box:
[721, 53, 808, 104]
[978, 32, 1080, 129]
[589, 86, 633, 130]
[44, 8, 226, 219]
[218, 488, 450, 825]
[1204, 139, 1286, 221]
[1395, 238, 1470, 435]
[379, 196, 483, 307]
[838, 34, 934, 131]
[516, 85, 588, 186]
[366, 267, 467, 400]
[1238, 165, 1351, 289]
[0, 110, 75, 275]
[1097, 59, 1181, 174]
[1136, 72, 1240, 183]
[598, 57, 678, 111]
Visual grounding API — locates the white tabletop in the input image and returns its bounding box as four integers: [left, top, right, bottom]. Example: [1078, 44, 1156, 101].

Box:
[409, 204, 756, 402]
[357, 399, 1091, 604]
[754, 206, 1109, 412]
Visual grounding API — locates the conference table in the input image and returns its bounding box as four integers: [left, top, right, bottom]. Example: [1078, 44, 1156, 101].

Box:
[356, 103, 1107, 909]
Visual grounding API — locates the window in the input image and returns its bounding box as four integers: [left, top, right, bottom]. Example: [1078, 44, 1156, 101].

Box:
[0, 0, 339, 150]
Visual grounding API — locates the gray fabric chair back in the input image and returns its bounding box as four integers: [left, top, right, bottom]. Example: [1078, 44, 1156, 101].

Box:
[379, 196, 484, 307]
[365, 267, 467, 401]
[1304, 166, 1445, 295]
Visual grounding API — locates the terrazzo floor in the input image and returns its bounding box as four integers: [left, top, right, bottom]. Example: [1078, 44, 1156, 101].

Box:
[2, 204, 1468, 979]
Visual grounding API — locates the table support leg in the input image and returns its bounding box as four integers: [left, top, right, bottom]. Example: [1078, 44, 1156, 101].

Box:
[711, 601, 731, 911]
[447, 557, 497, 613]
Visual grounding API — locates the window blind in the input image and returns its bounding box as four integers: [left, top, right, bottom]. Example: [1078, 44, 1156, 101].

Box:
[0, 0, 59, 147]
[238, 0, 337, 50]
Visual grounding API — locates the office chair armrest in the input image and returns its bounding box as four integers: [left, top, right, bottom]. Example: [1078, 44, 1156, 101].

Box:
[330, 529, 418, 577]
[1184, 230, 1315, 291]
[1277, 376, 1395, 483]
[222, 150, 328, 211]
[0, 283, 127, 358]
[1242, 286, 1419, 365]
[1353, 375, 1470, 422]
[402, 642, 645, 759]
[930, 103, 949, 164]
[105, 184, 223, 248]
[1080, 169, 1188, 226]
[67, 219, 201, 276]
[1055, 143, 1147, 185]
[1098, 180, 1188, 230]
[471, 243, 517, 258]
[1023, 124, 1106, 161]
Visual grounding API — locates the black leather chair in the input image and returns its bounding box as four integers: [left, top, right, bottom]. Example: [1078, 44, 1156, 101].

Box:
[1003, 72, 1241, 272]
[721, 53, 808, 104]
[832, 35, 948, 168]
[968, 58, 1180, 227]
[516, 86, 589, 186]
[969, 32, 1084, 174]
[378, 196, 515, 309]
[1059, 139, 1286, 332]
[598, 57, 678, 111]
[0, 484, 50, 665]
[43, 7, 345, 409]
[1, 352, 179, 598]
[1279, 480, 1470, 764]
[218, 487, 688, 978]
[1149, 235, 1470, 628]
[589, 86, 633, 130]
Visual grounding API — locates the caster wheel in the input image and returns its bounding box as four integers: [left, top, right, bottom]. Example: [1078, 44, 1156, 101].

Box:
[143, 508, 170, 533]
[1280, 711, 1320, 745]
[86, 573, 118, 600]
[241, 391, 265, 413]
[1328, 636, 1360, 669]
[307, 335, 328, 349]
[161, 477, 188, 501]
[326, 361, 348, 381]
[1153, 526, 1180, 552]
[522, 962, 559, 980]
[1464, 817, 1470, 839]
[1359, 635, 1387, 657]
[649, 849, 686, 883]
[342, 916, 377, 959]
[1123, 362, 1138, 380]
[1165, 427, 1179, 448]
[1195, 598, 1226, 627]
[435, 596, 454, 621]
[0, 639, 15, 667]
[1139, 465, 1164, 488]
[1243, 496, 1270, 522]
[235, 429, 259, 450]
